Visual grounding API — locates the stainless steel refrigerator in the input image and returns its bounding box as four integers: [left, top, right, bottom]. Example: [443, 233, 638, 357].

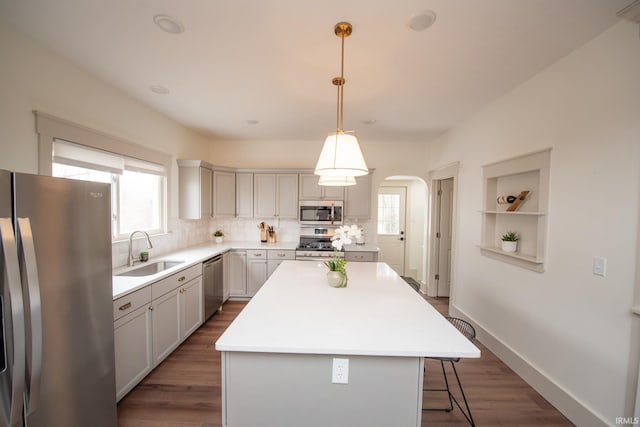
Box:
[0, 170, 117, 426]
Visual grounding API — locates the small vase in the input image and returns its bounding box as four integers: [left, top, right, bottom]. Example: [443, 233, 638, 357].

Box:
[327, 270, 347, 288]
[215, 236, 223, 243]
[501, 240, 517, 253]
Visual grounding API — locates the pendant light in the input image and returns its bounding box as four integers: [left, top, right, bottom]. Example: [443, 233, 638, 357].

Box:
[318, 175, 357, 186]
[314, 22, 368, 180]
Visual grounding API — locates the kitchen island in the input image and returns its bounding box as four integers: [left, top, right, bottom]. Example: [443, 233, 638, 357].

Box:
[215, 261, 480, 427]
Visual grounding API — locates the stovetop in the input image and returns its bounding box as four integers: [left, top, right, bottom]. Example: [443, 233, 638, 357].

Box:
[296, 241, 334, 251]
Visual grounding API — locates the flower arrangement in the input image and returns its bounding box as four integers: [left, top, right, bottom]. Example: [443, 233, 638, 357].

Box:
[213, 229, 224, 237]
[324, 225, 360, 287]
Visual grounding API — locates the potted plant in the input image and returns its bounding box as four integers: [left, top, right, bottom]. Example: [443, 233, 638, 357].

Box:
[501, 231, 519, 253]
[213, 229, 224, 243]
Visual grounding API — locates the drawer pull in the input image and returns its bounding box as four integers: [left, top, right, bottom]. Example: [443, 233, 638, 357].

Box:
[254, 253, 263, 257]
[118, 302, 132, 311]
[178, 276, 186, 282]
[277, 253, 286, 257]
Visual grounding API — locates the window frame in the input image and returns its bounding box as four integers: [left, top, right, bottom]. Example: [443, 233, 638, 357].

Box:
[36, 111, 171, 241]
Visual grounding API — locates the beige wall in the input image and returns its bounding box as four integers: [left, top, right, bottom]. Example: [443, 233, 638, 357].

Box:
[427, 21, 640, 425]
[0, 23, 211, 218]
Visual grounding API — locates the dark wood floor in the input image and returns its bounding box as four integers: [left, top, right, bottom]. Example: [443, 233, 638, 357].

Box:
[117, 297, 573, 426]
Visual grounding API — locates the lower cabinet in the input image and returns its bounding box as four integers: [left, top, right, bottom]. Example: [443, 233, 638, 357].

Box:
[267, 249, 295, 277]
[247, 250, 267, 296]
[113, 264, 203, 401]
[229, 250, 247, 297]
[180, 276, 203, 338]
[114, 303, 153, 401]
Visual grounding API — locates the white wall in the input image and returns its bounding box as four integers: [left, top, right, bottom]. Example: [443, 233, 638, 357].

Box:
[427, 21, 640, 425]
[0, 23, 218, 266]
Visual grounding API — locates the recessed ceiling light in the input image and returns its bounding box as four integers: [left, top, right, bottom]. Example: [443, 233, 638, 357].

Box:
[150, 85, 170, 94]
[153, 14, 184, 34]
[246, 119, 260, 125]
[362, 119, 376, 125]
[408, 10, 437, 32]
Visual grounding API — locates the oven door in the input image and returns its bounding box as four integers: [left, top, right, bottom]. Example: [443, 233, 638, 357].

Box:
[298, 201, 343, 225]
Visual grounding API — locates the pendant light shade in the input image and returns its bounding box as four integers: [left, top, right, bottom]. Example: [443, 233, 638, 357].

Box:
[315, 132, 368, 177]
[318, 174, 357, 186]
[315, 22, 368, 181]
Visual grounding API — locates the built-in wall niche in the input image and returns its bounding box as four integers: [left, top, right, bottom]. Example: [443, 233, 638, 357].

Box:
[480, 148, 551, 272]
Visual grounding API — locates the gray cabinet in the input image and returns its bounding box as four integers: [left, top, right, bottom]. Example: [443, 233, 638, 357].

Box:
[178, 160, 212, 219]
[344, 251, 378, 262]
[254, 174, 298, 218]
[299, 174, 344, 200]
[235, 173, 253, 218]
[213, 170, 236, 218]
[113, 264, 203, 401]
[345, 173, 372, 219]
[267, 249, 295, 277]
[113, 287, 153, 401]
[229, 250, 248, 297]
[222, 251, 230, 302]
[247, 250, 268, 296]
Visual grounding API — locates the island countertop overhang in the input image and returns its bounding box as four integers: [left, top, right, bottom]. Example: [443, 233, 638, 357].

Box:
[215, 261, 480, 359]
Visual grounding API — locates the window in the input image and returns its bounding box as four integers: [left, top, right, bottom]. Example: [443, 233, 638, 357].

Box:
[377, 193, 401, 234]
[52, 139, 166, 240]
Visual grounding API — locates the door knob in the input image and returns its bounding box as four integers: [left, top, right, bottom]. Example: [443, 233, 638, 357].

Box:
[399, 237, 404, 241]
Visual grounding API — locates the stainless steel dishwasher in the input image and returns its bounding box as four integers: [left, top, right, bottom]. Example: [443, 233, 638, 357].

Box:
[203, 255, 223, 320]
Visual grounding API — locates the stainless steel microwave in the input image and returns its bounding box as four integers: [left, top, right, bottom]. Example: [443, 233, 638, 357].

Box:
[298, 200, 343, 225]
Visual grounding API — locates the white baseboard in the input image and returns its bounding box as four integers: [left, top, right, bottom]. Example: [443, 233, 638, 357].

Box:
[448, 305, 610, 427]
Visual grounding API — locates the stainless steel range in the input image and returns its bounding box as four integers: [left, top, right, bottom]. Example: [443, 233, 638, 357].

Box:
[295, 227, 344, 261]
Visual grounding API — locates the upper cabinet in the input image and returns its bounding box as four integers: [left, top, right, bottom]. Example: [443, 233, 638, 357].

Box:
[479, 149, 551, 272]
[213, 170, 236, 218]
[254, 173, 298, 219]
[178, 160, 212, 220]
[345, 173, 372, 220]
[299, 174, 344, 200]
[235, 172, 253, 218]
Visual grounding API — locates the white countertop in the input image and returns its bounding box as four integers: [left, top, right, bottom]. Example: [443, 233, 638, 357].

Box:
[112, 240, 380, 300]
[215, 261, 481, 359]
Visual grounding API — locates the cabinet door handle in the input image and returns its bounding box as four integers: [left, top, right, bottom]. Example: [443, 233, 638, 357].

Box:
[277, 253, 285, 257]
[180, 288, 185, 293]
[149, 306, 154, 311]
[118, 302, 132, 311]
[254, 253, 262, 257]
[178, 276, 186, 282]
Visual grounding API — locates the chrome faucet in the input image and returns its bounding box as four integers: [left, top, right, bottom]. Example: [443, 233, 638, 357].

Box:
[128, 230, 153, 267]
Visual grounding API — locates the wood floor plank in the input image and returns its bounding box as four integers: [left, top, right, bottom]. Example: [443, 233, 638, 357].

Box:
[117, 298, 573, 426]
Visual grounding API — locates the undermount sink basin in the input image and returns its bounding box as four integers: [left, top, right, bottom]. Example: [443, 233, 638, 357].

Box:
[116, 261, 184, 277]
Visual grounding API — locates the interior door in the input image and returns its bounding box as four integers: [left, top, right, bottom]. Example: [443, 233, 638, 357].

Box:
[434, 179, 453, 296]
[377, 187, 406, 275]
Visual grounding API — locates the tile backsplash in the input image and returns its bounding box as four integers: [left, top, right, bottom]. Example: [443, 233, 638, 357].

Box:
[112, 217, 374, 268]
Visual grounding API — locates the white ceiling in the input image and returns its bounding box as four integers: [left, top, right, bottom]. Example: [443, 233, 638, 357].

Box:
[0, 0, 628, 142]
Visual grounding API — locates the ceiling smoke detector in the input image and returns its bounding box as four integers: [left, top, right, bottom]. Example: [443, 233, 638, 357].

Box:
[153, 14, 184, 34]
[408, 10, 437, 31]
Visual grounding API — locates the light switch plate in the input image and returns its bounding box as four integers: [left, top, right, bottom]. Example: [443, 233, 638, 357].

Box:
[593, 256, 607, 277]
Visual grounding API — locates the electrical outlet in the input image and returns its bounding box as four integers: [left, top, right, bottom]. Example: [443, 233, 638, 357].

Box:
[593, 256, 607, 277]
[332, 358, 349, 384]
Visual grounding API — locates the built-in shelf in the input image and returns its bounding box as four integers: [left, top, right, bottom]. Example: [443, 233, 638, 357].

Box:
[481, 210, 546, 216]
[480, 149, 551, 272]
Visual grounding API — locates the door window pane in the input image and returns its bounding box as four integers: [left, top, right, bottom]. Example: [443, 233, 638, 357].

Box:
[377, 194, 400, 234]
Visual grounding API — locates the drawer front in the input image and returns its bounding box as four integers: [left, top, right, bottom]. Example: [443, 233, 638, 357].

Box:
[344, 252, 375, 262]
[151, 264, 202, 299]
[113, 286, 152, 321]
[246, 249, 267, 260]
[267, 250, 295, 260]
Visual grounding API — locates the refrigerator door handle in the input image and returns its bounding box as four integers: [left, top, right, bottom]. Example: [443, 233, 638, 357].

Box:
[16, 218, 42, 416]
[0, 218, 25, 426]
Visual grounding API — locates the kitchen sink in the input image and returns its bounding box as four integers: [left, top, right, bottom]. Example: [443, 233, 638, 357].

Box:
[116, 261, 184, 277]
